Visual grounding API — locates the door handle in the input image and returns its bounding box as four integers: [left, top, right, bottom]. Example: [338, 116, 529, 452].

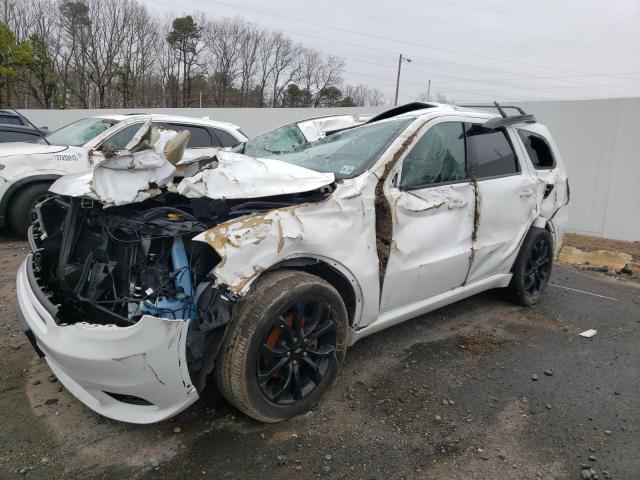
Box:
[519, 188, 534, 198]
[447, 199, 468, 209]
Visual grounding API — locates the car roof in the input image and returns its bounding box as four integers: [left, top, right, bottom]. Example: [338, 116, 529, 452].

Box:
[381, 103, 497, 122]
[89, 113, 242, 131]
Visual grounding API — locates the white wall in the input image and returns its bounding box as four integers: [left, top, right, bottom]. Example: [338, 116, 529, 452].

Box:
[19, 107, 386, 138]
[517, 98, 640, 242]
[16, 98, 640, 241]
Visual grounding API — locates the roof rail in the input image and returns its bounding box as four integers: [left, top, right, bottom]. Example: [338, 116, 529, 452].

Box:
[366, 102, 438, 124]
[459, 101, 536, 129]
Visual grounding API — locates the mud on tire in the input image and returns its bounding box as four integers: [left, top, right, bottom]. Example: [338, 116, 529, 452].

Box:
[214, 270, 348, 423]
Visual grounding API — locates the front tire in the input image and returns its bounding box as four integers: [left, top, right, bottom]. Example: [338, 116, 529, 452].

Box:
[214, 270, 348, 423]
[7, 182, 53, 237]
[506, 227, 554, 306]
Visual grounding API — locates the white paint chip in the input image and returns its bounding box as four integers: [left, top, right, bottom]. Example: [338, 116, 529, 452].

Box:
[579, 329, 598, 338]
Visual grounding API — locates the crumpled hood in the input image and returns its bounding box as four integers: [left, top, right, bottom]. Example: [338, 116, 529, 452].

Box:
[50, 122, 182, 207]
[0, 142, 69, 159]
[50, 132, 335, 207]
[175, 151, 335, 199]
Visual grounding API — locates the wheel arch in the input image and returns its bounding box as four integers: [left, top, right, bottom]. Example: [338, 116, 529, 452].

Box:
[511, 220, 554, 273]
[532, 215, 557, 251]
[0, 175, 60, 228]
[260, 254, 363, 328]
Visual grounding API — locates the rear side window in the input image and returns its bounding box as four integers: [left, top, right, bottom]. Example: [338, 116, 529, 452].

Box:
[101, 123, 143, 150]
[400, 122, 466, 188]
[0, 130, 40, 142]
[212, 128, 240, 147]
[161, 123, 215, 148]
[0, 116, 23, 125]
[467, 126, 518, 178]
[518, 130, 555, 169]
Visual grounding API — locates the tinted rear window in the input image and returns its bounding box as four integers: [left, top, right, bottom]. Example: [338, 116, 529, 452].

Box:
[518, 130, 555, 169]
[161, 123, 215, 148]
[101, 123, 144, 150]
[467, 126, 518, 178]
[0, 116, 23, 126]
[213, 128, 240, 147]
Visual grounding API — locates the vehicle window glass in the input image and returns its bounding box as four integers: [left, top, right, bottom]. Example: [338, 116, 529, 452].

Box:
[268, 118, 412, 178]
[100, 123, 143, 150]
[237, 124, 307, 157]
[5, 116, 22, 125]
[0, 130, 39, 142]
[518, 130, 555, 169]
[45, 118, 117, 146]
[467, 126, 518, 178]
[213, 128, 240, 147]
[400, 122, 466, 188]
[162, 123, 212, 148]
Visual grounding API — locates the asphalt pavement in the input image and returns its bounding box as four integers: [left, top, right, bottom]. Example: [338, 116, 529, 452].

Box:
[0, 236, 638, 479]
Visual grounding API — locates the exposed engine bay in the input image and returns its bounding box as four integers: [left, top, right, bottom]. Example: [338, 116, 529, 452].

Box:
[29, 187, 333, 384]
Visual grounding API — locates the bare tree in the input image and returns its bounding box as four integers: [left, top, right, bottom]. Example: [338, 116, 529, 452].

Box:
[203, 17, 243, 106]
[312, 55, 344, 107]
[268, 32, 301, 107]
[236, 22, 261, 106]
[344, 84, 387, 106]
[0, 2, 358, 109]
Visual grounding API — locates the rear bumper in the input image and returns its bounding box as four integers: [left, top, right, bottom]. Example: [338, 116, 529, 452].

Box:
[16, 256, 198, 423]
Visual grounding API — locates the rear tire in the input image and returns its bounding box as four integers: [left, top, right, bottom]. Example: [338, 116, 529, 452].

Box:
[506, 227, 554, 306]
[8, 182, 53, 237]
[214, 270, 348, 423]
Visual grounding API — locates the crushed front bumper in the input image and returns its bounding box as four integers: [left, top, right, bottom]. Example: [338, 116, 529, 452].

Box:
[16, 256, 198, 424]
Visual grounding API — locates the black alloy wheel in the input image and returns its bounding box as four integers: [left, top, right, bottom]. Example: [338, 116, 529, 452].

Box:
[506, 227, 554, 306]
[214, 270, 348, 423]
[257, 299, 337, 405]
[524, 238, 551, 296]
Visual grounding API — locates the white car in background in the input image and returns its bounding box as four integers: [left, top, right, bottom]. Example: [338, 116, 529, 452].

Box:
[234, 113, 372, 158]
[0, 114, 247, 235]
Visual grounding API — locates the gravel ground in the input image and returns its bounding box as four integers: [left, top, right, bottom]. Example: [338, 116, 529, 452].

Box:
[1, 233, 639, 480]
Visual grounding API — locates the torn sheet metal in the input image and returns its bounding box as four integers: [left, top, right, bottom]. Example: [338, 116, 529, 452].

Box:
[49, 124, 187, 207]
[192, 172, 380, 326]
[381, 183, 475, 311]
[176, 151, 335, 199]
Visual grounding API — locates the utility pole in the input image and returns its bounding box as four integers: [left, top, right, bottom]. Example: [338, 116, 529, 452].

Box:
[394, 54, 412, 106]
[199, 91, 202, 108]
[427, 79, 431, 102]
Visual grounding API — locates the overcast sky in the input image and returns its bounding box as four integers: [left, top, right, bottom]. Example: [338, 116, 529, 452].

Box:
[142, 0, 640, 104]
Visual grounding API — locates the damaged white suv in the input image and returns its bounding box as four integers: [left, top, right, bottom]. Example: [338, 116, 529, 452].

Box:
[16, 103, 569, 424]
